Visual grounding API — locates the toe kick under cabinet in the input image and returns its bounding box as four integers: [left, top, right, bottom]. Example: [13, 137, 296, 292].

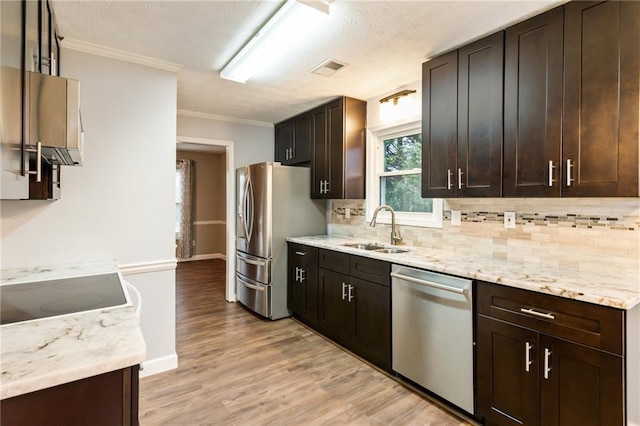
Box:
[288, 243, 391, 371]
[475, 281, 626, 426]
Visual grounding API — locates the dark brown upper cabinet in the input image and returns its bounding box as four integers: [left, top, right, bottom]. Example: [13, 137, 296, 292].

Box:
[503, 7, 564, 197]
[421, 32, 503, 198]
[311, 96, 366, 199]
[274, 111, 311, 166]
[562, 1, 639, 197]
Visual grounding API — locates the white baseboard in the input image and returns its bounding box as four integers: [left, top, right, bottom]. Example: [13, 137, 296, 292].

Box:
[178, 253, 227, 262]
[140, 352, 178, 378]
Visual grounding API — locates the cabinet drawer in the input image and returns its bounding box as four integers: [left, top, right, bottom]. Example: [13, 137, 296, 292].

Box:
[288, 243, 318, 266]
[476, 281, 624, 355]
[350, 256, 390, 287]
[319, 249, 350, 275]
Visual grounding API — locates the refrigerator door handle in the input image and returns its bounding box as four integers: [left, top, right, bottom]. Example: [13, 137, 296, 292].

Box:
[241, 172, 251, 242]
[246, 176, 254, 243]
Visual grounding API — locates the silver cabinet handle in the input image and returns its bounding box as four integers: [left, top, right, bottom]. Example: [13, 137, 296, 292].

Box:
[566, 159, 574, 187]
[520, 307, 555, 320]
[295, 251, 307, 256]
[548, 160, 555, 187]
[457, 168, 464, 190]
[348, 284, 354, 302]
[299, 269, 305, 282]
[295, 266, 300, 282]
[447, 169, 453, 190]
[341, 282, 347, 300]
[390, 272, 469, 295]
[319, 180, 324, 194]
[36, 141, 42, 182]
[525, 342, 533, 372]
[544, 347, 552, 379]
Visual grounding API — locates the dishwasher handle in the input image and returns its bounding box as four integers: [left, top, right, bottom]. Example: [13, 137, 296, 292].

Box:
[390, 271, 469, 295]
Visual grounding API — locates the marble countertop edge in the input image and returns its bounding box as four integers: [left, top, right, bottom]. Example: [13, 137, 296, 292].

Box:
[287, 235, 640, 310]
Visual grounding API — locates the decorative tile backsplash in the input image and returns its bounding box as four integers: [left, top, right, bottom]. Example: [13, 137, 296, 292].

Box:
[328, 198, 640, 275]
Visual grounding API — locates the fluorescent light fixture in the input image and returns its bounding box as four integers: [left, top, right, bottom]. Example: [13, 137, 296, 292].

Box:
[220, 0, 330, 83]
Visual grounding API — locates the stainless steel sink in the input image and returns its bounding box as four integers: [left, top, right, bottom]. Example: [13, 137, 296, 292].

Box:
[342, 242, 385, 250]
[341, 242, 409, 254]
[373, 248, 410, 254]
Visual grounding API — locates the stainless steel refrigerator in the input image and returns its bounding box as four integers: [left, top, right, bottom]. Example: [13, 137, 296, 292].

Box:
[236, 162, 326, 320]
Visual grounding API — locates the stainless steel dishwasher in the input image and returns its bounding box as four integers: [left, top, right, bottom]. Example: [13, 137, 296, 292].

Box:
[391, 264, 474, 414]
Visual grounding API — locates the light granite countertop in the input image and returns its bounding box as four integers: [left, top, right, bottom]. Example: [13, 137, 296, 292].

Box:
[0, 260, 147, 400]
[287, 235, 640, 310]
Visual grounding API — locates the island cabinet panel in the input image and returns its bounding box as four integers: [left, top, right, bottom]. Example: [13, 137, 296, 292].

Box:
[475, 281, 625, 426]
[503, 7, 563, 197]
[1, 366, 139, 426]
[562, 1, 640, 197]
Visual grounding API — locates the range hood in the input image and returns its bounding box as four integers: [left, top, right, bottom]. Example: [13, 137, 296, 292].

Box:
[26, 72, 83, 166]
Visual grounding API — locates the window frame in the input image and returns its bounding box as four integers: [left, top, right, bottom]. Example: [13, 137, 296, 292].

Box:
[365, 120, 443, 228]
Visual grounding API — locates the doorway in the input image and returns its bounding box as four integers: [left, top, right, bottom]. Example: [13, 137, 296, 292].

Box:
[176, 136, 236, 302]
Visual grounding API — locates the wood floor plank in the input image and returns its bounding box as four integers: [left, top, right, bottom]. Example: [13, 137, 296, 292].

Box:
[139, 259, 470, 425]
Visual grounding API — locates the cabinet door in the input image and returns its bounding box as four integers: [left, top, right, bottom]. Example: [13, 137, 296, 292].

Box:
[290, 263, 318, 325]
[292, 112, 311, 164]
[503, 7, 563, 197]
[421, 50, 458, 198]
[310, 105, 326, 198]
[317, 268, 350, 345]
[563, 1, 640, 197]
[476, 316, 539, 426]
[348, 277, 391, 370]
[457, 31, 504, 197]
[275, 120, 293, 165]
[325, 98, 344, 199]
[538, 334, 624, 426]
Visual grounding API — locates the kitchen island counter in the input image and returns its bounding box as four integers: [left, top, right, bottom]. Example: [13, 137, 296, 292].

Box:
[0, 260, 146, 400]
[287, 235, 640, 310]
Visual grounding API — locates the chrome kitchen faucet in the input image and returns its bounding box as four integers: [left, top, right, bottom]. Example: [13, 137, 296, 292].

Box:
[370, 205, 403, 245]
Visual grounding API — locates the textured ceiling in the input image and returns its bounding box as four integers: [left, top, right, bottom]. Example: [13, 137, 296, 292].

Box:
[53, 0, 566, 124]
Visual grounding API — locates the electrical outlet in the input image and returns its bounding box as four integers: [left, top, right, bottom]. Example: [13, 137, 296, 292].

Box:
[344, 208, 351, 219]
[451, 210, 461, 226]
[504, 211, 516, 229]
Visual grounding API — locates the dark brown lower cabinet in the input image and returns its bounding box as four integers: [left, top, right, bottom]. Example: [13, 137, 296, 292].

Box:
[1, 365, 140, 426]
[476, 281, 624, 426]
[288, 243, 319, 325]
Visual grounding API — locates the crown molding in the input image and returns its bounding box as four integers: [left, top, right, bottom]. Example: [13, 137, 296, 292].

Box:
[61, 38, 183, 73]
[177, 109, 273, 128]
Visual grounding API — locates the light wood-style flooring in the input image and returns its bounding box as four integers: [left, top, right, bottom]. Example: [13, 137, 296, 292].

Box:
[139, 259, 469, 425]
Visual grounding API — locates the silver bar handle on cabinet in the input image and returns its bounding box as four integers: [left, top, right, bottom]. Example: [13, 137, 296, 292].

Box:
[348, 284, 354, 302]
[238, 276, 265, 292]
[566, 159, 574, 187]
[295, 266, 300, 282]
[458, 168, 464, 190]
[295, 251, 307, 256]
[544, 348, 552, 379]
[520, 307, 555, 320]
[390, 272, 469, 295]
[319, 180, 324, 194]
[447, 169, 453, 190]
[341, 282, 347, 300]
[548, 160, 555, 187]
[525, 342, 533, 372]
[299, 269, 305, 282]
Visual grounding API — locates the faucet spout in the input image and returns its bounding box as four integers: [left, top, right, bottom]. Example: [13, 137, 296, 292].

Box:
[369, 205, 403, 245]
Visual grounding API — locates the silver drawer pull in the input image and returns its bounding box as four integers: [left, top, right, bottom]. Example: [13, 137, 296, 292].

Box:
[525, 342, 533, 372]
[295, 251, 307, 256]
[544, 347, 552, 379]
[520, 307, 555, 320]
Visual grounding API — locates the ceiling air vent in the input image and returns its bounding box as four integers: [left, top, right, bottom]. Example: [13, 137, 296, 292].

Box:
[310, 59, 348, 77]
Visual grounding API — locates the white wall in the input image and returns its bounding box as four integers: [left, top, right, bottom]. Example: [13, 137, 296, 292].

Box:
[0, 49, 178, 373]
[177, 115, 274, 168]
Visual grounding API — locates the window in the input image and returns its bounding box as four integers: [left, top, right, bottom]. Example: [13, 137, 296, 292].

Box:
[366, 121, 443, 228]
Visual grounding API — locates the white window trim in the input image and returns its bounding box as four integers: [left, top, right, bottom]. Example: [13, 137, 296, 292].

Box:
[365, 120, 443, 228]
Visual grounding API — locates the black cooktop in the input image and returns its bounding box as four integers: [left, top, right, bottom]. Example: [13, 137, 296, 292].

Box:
[0, 273, 127, 325]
